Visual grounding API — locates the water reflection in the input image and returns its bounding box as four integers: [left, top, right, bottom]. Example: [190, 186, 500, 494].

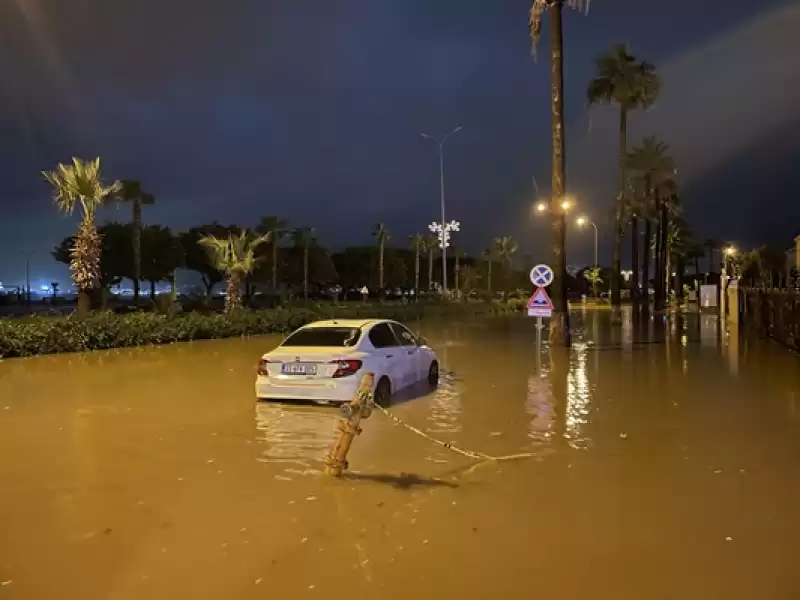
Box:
[564, 343, 592, 450]
[425, 373, 462, 435]
[700, 314, 719, 347]
[254, 403, 339, 473]
[524, 367, 555, 448]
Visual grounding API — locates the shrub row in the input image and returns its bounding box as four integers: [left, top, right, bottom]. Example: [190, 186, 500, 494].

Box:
[0, 300, 521, 358]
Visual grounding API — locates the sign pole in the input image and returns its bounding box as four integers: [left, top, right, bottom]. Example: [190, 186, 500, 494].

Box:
[528, 264, 554, 359]
[536, 316, 542, 348]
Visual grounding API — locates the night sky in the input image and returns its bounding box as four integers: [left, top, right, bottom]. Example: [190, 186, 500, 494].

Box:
[1, 0, 798, 289]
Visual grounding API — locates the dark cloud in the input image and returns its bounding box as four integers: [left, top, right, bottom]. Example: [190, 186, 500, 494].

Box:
[0, 0, 796, 287]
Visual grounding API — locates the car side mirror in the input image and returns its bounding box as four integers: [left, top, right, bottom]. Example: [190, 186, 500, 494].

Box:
[417, 336, 428, 346]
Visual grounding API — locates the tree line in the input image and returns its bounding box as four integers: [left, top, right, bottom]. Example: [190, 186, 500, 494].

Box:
[43, 160, 537, 313]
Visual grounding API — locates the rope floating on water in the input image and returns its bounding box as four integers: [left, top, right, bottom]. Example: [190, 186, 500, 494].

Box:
[373, 403, 536, 463]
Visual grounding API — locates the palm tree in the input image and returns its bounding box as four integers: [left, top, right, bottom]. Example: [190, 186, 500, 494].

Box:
[584, 266, 603, 296]
[483, 247, 495, 296]
[627, 136, 677, 311]
[667, 217, 691, 301]
[409, 233, 425, 299]
[372, 222, 390, 290]
[634, 183, 660, 310]
[198, 230, 268, 312]
[493, 236, 519, 290]
[256, 216, 288, 292]
[587, 44, 660, 313]
[293, 227, 316, 301]
[424, 234, 439, 293]
[657, 183, 681, 304]
[529, 0, 590, 346]
[623, 178, 647, 309]
[112, 180, 155, 306]
[42, 158, 121, 314]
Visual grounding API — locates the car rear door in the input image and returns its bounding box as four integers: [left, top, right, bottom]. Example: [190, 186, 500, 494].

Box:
[390, 322, 424, 384]
[367, 323, 408, 391]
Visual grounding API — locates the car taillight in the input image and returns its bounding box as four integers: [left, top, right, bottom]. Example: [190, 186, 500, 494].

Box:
[330, 359, 361, 378]
[257, 359, 270, 376]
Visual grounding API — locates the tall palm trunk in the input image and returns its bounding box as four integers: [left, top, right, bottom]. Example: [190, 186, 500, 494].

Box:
[225, 274, 241, 312]
[674, 256, 684, 300]
[132, 198, 142, 306]
[707, 249, 713, 275]
[72, 216, 101, 315]
[455, 254, 460, 297]
[631, 217, 640, 310]
[414, 249, 421, 299]
[642, 219, 652, 313]
[378, 242, 385, 289]
[271, 240, 278, 292]
[487, 261, 493, 295]
[547, 1, 570, 347]
[657, 201, 669, 310]
[654, 205, 663, 310]
[611, 107, 628, 314]
[303, 242, 309, 301]
[150, 280, 156, 300]
[427, 251, 434, 292]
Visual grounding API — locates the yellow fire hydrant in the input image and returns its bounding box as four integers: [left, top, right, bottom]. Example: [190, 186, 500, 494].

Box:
[324, 372, 375, 477]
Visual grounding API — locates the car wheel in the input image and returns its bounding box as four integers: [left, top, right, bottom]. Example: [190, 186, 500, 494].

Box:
[427, 361, 439, 387]
[374, 377, 392, 408]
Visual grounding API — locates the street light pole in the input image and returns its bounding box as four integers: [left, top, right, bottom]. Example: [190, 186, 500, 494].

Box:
[21, 250, 32, 305]
[421, 125, 462, 293]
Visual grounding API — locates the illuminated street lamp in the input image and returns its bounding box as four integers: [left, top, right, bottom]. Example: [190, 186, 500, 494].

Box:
[534, 196, 575, 215]
[723, 245, 738, 277]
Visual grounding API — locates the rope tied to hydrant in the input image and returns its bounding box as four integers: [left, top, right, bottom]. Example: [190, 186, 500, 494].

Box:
[372, 403, 536, 462]
[324, 372, 536, 477]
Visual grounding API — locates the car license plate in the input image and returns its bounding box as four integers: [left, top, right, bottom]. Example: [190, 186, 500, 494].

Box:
[282, 363, 317, 375]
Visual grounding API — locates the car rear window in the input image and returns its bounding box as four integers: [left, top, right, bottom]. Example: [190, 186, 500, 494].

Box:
[281, 327, 361, 347]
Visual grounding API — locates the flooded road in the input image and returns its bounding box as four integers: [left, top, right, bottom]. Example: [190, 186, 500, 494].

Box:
[2, 310, 800, 599]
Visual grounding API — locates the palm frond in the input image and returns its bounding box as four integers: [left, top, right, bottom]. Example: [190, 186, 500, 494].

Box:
[372, 222, 391, 244]
[529, 0, 591, 58]
[256, 216, 289, 242]
[198, 230, 269, 276]
[43, 157, 122, 218]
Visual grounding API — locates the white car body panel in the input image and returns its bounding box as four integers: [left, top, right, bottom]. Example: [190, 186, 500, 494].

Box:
[255, 318, 438, 404]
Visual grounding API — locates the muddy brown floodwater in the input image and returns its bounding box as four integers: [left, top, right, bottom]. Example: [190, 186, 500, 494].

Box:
[2, 310, 800, 599]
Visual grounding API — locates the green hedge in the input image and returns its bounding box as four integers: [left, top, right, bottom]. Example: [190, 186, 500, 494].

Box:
[0, 301, 520, 358]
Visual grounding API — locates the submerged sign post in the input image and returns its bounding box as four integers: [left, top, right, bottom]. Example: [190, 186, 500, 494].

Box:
[528, 264, 554, 349]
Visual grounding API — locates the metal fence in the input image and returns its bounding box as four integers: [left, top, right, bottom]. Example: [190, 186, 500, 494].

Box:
[742, 289, 800, 351]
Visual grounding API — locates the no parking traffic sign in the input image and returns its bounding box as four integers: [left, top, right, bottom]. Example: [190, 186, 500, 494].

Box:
[529, 264, 553, 288]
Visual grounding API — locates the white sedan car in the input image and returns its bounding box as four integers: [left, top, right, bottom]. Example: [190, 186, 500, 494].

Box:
[255, 319, 439, 406]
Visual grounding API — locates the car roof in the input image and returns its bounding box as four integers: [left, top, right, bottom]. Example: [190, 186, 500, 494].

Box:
[302, 318, 387, 329]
